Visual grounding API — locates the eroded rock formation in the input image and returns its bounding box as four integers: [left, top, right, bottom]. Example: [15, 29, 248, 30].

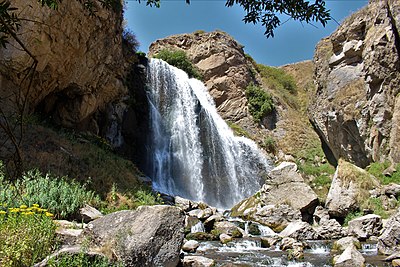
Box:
[0, 0, 127, 128]
[310, 0, 400, 168]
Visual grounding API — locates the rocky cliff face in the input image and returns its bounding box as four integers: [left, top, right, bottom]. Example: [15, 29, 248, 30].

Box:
[0, 0, 127, 128]
[148, 31, 257, 127]
[310, 0, 400, 168]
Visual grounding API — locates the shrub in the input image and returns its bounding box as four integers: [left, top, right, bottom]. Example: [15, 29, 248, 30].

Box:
[343, 210, 363, 226]
[262, 136, 277, 154]
[245, 83, 274, 123]
[256, 64, 297, 94]
[154, 49, 202, 79]
[0, 168, 100, 219]
[0, 204, 57, 267]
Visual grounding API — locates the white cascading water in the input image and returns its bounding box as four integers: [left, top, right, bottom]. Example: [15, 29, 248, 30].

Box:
[146, 59, 272, 209]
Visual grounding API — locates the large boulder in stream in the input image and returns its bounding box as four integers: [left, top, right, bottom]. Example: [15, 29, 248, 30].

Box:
[333, 244, 365, 267]
[84, 205, 185, 267]
[231, 162, 318, 230]
[325, 159, 380, 219]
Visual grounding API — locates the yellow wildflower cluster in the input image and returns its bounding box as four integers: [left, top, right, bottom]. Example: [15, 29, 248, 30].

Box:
[0, 203, 54, 217]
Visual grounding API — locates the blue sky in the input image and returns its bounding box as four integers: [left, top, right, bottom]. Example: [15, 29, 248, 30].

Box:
[124, 0, 368, 66]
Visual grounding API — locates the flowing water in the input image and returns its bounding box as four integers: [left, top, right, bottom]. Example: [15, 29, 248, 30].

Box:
[146, 59, 272, 208]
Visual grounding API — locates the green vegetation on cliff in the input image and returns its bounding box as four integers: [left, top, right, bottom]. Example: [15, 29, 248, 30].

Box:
[154, 49, 202, 79]
[245, 83, 274, 123]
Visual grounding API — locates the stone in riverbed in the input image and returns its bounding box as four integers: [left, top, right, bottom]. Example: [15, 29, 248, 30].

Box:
[213, 221, 243, 238]
[182, 240, 200, 253]
[279, 222, 320, 240]
[333, 244, 365, 267]
[219, 233, 232, 244]
[348, 214, 382, 240]
[182, 256, 215, 267]
[315, 218, 347, 239]
[332, 237, 361, 252]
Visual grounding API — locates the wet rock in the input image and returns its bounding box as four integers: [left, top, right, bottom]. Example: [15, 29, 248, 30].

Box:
[384, 252, 400, 261]
[315, 218, 347, 239]
[84, 205, 184, 267]
[378, 208, 400, 255]
[393, 259, 400, 267]
[288, 243, 305, 261]
[182, 240, 200, 253]
[219, 233, 232, 244]
[333, 237, 361, 252]
[78, 204, 103, 223]
[247, 222, 261, 236]
[280, 237, 297, 250]
[326, 160, 380, 218]
[203, 214, 223, 232]
[348, 214, 382, 240]
[188, 209, 202, 218]
[185, 216, 201, 230]
[186, 232, 217, 241]
[182, 256, 215, 267]
[279, 222, 320, 240]
[333, 244, 365, 267]
[197, 208, 214, 221]
[213, 221, 243, 238]
[260, 236, 280, 249]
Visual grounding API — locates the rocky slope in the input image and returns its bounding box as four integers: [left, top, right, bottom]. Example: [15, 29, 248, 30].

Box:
[310, 0, 400, 168]
[0, 0, 127, 128]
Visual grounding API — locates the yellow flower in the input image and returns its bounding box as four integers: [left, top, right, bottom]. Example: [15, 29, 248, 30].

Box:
[20, 204, 28, 209]
[45, 212, 54, 217]
[0, 211, 6, 215]
[32, 204, 40, 208]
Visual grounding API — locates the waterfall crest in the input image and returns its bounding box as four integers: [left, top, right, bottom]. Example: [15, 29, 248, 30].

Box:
[146, 58, 272, 209]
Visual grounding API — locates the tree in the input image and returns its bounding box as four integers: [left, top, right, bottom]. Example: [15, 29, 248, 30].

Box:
[143, 0, 331, 37]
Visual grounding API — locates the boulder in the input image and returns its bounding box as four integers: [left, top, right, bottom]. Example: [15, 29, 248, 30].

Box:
[78, 204, 103, 223]
[182, 240, 200, 253]
[383, 183, 400, 198]
[231, 162, 317, 230]
[313, 206, 330, 224]
[334, 244, 365, 267]
[213, 221, 243, 238]
[280, 237, 297, 250]
[393, 259, 400, 267]
[348, 214, 382, 240]
[315, 219, 347, 240]
[279, 222, 320, 240]
[333, 237, 361, 252]
[84, 205, 184, 267]
[182, 256, 215, 267]
[325, 160, 380, 218]
[219, 233, 232, 244]
[378, 208, 400, 255]
[197, 208, 214, 221]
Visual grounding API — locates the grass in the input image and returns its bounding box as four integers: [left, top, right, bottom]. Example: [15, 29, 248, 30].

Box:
[256, 64, 297, 94]
[226, 121, 252, 139]
[367, 161, 400, 185]
[153, 49, 202, 79]
[0, 204, 57, 267]
[245, 83, 274, 123]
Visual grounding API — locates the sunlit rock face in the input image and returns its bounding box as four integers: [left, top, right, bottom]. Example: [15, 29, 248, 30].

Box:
[149, 30, 258, 127]
[310, 0, 400, 168]
[0, 0, 127, 128]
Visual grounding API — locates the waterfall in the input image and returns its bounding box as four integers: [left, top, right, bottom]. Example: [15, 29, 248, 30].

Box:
[145, 58, 272, 209]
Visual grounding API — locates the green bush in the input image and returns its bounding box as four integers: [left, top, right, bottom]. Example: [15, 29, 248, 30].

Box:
[256, 64, 297, 94]
[245, 84, 274, 123]
[0, 204, 57, 267]
[262, 136, 277, 154]
[0, 168, 100, 219]
[133, 188, 163, 206]
[343, 211, 363, 226]
[154, 49, 202, 79]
